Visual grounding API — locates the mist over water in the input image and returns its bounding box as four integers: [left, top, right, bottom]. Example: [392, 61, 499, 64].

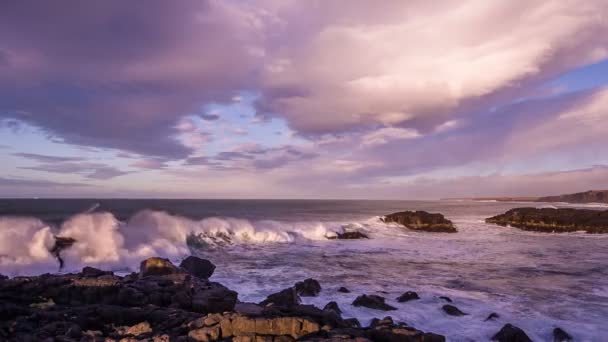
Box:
[0, 199, 607, 340]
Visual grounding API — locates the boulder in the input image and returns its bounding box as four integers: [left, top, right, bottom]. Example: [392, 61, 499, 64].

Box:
[439, 296, 452, 303]
[486, 207, 608, 233]
[352, 295, 396, 311]
[180, 256, 216, 279]
[323, 301, 341, 315]
[442, 304, 467, 316]
[260, 288, 301, 307]
[338, 287, 350, 293]
[397, 291, 420, 302]
[553, 327, 573, 342]
[82, 266, 112, 278]
[485, 313, 500, 321]
[295, 278, 321, 296]
[381, 211, 457, 233]
[491, 324, 532, 342]
[140, 257, 180, 277]
[328, 231, 369, 239]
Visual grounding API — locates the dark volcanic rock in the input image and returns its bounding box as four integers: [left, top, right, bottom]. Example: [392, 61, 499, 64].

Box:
[397, 291, 420, 302]
[439, 296, 452, 302]
[553, 327, 573, 342]
[485, 312, 500, 321]
[491, 324, 532, 342]
[140, 257, 181, 276]
[179, 256, 216, 279]
[295, 278, 321, 296]
[260, 287, 301, 307]
[442, 304, 467, 316]
[538, 190, 608, 204]
[338, 286, 351, 293]
[323, 301, 342, 314]
[352, 294, 396, 311]
[328, 231, 369, 239]
[486, 207, 608, 233]
[82, 266, 112, 278]
[382, 211, 457, 233]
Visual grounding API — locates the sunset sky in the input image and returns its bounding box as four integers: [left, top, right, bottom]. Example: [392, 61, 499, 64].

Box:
[1, 0, 608, 198]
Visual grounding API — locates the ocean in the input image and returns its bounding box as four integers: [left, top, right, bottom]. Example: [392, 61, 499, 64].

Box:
[0, 199, 607, 341]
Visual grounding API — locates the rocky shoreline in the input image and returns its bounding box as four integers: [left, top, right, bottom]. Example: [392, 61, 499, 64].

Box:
[486, 207, 608, 233]
[381, 211, 457, 233]
[0, 256, 571, 341]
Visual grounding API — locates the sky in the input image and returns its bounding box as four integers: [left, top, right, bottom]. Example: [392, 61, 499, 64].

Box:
[1, 0, 608, 199]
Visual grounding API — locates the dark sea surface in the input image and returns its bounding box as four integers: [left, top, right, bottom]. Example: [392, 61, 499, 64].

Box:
[0, 199, 607, 340]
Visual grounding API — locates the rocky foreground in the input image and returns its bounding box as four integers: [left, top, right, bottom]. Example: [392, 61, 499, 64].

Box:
[381, 211, 457, 233]
[0, 256, 571, 341]
[486, 207, 608, 233]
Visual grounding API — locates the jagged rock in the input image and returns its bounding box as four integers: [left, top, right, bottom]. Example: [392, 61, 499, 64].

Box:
[295, 278, 322, 296]
[180, 256, 216, 279]
[115, 321, 152, 336]
[439, 296, 452, 303]
[191, 285, 238, 313]
[485, 313, 500, 321]
[323, 301, 341, 314]
[486, 207, 608, 233]
[491, 324, 532, 342]
[553, 327, 573, 342]
[381, 211, 457, 233]
[369, 316, 394, 328]
[328, 231, 369, 239]
[352, 295, 396, 311]
[338, 287, 350, 293]
[82, 266, 112, 278]
[442, 304, 467, 316]
[397, 291, 420, 302]
[260, 288, 301, 307]
[140, 257, 181, 277]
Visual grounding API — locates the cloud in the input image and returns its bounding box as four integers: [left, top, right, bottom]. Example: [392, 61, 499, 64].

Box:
[361, 127, 420, 147]
[20, 162, 130, 180]
[200, 113, 220, 121]
[0, 177, 86, 188]
[130, 159, 167, 170]
[12, 152, 85, 163]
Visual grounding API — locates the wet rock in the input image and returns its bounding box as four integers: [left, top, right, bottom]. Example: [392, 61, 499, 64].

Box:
[179, 256, 216, 279]
[442, 304, 467, 316]
[369, 316, 393, 328]
[343, 318, 361, 328]
[352, 295, 396, 311]
[81, 266, 112, 278]
[323, 301, 342, 314]
[485, 312, 500, 321]
[553, 327, 573, 342]
[397, 291, 420, 302]
[381, 211, 457, 233]
[491, 324, 532, 342]
[439, 296, 452, 303]
[338, 287, 351, 293]
[140, 257, 180, 277]
[260, 287, 301, 307]
[191, 285, 238, 313]
[328, 231, 369, 239]
[295, 278, 321, 296]
[486, 207, 608, 233]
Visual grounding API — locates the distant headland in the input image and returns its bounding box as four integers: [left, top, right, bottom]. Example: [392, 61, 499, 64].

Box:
[443, 190, 608, 204]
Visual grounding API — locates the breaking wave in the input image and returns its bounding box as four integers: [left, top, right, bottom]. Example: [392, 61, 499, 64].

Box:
[0, 209, 376, 276]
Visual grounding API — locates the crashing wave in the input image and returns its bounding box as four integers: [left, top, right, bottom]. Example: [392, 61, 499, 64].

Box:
[0, 209, 374, 276]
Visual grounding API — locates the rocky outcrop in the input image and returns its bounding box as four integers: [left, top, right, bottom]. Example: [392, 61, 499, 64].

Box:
[491, 324, 532, 342]
[397, 291, 420, 302]
[381, 211, 457, 233]
[328, 231, 369, 239]
[180, 256, 216, 279]
[295, 278, 321, 297]
[352, 295, 397, 311]
[0, 257, 447, 341]
[538, 190, 608, 204]
[485, 207, 608, 233]
[553, 327, 573, 342]
[442, 305, 467, 316]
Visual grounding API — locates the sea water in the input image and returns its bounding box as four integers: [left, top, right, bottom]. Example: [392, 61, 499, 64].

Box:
[0, 199, 606, 341]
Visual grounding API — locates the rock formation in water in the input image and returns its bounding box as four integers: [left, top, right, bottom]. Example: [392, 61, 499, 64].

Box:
[381, 211, 457, 233]
[486, 207, 608, 233]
